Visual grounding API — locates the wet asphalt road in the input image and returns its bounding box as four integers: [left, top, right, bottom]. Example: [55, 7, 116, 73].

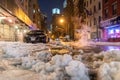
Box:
[97, 45, 120, 51]
[81, 45, 120, 53]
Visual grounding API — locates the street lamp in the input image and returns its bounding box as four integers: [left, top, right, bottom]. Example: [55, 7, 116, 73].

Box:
[59, 17, 68, 37]
[59, 17, 70, 38]
[59, 18, 65, 24]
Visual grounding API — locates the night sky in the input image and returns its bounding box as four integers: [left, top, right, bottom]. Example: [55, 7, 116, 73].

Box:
[38, 0, 65, 24]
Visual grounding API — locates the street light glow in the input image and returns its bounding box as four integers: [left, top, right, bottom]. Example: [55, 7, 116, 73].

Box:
[59, 18, 64, 23]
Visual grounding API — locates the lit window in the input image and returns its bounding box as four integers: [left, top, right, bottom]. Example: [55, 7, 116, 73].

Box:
[38, 9, 40, 12]
[109, 29, 114, 34]
[33, 10, 35, 13]
[115, 29, 119, 33]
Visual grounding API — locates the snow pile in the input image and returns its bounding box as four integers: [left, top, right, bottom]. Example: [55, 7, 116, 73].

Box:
[65, 60, 89, 80]
[90, 50, 120, 69]
[73, 54, 82, 61]
[0, 41, 90, 80]
[97, 50, 120, 80]
[31, 54, 89, 80]
[0, 69, 40, 80]
[0, 47, 4, 55]
[5, 43, 31, 57]
[32, 61, 45, 72]
[0, 42, 47, 58]
[98, 62, 120, 80]
[101, 50, 120, 62]
[36, 51, 52, 62]
[21, 56, 37, 69]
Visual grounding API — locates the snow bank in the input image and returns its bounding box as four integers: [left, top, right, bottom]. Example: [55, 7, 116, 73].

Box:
[21, 56, 37, 69]
[0, 47, 4, 55]
[0, 69, 40, 80]
[98, 62, 120, 80]
[31, 54, 89, 80]
[96, 50, 120, 80]
[0, 42, 47, 58]
[36, 50, 52, 62]
[65, 60, 89, 80]
[0, 41, 90, 80]
[100, 50, 120, 62]
[32, 61, 45, 72]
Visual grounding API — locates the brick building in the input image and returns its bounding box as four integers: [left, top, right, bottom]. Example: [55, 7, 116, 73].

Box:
[85, 0, 102, 40]
[101, 0, 120, 41]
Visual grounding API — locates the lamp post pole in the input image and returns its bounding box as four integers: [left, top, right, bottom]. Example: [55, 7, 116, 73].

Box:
[96, 19, 100, 41]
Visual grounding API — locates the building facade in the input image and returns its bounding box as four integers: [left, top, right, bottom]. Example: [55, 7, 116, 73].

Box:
[0, 0, 34, 41]
[40, 13, 48, 33]
[85, 0, 102, 40]
[16, 0, 29, 15]
[101, 0, 120, 41]
[28, 0, 41, 29]
[51, 8, 64, 39]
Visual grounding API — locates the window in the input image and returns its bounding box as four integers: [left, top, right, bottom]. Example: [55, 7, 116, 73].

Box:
[90, 8, 92, 14]
[20, 0, 23, 3]
[104, 9, 108, 18]
[33, 9, 35, 13]
[112, 1, 117, 15]
[94, 5, 96, 13]
[98, 2, 101, 10]
[104, 0, 108, 3]
[108, 29, 114, 34]
[87, 1, 88, 7]
[33, 14, 35, 19]
[98, 16, 101, 23]
[90, 20, 91, 27]
[33, 4, 35, 8]
[94, 18, 96, 25]
[84, 2, 86, 6]
[90, 0, 92, 4]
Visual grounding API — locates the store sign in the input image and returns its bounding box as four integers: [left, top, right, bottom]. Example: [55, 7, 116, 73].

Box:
[101, 16, 120, 27]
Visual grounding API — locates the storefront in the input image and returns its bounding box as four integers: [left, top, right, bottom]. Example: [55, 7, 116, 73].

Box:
[101, 16, 120, 42]
[0, 7, 30, 41]
[0, 0, 36, 42]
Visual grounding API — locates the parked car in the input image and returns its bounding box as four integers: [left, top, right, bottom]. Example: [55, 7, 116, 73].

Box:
[24, 30, 48, 43]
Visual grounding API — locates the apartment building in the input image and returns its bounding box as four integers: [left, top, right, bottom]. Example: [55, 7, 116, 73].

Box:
[28, 0, 41, 29]
[85, 0, 102, 40]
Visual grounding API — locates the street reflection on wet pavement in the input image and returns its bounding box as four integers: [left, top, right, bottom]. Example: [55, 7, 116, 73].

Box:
[97, 45, 120, 51]
[80, 45, 120, 53]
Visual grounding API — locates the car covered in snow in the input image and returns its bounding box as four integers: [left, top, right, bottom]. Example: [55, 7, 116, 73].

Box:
[23, 30, 48, 43]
